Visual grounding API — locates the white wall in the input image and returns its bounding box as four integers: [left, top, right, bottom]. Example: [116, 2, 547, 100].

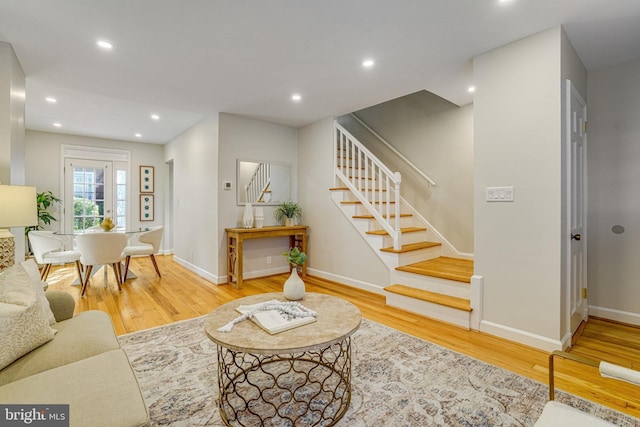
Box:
[339, 101, 474, 254]
[217, 113, 298, 280]
[0, 42, 28, 259]
[298, 117, 390, 291]
[474, 28, 564, 350]
[25, 130, 166, 235]
[164, 115, 219, 282]
[587, 57, 640, 325]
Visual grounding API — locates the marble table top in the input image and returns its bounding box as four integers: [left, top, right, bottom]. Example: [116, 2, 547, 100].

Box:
[205, 292, 362, 354]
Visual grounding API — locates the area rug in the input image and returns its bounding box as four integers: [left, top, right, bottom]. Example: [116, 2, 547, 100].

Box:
[119, 316, 638, 426]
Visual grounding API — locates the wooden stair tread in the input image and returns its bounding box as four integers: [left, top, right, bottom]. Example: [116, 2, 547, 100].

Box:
[396, 257, 474, 283]
[385, 284, 472, 312]
[341, 200, 396, 205]
[380, 241, 441, 253]
[329, 187, 387, 192]
[366, 227, 426, 236]
[353, 213, 411, 219]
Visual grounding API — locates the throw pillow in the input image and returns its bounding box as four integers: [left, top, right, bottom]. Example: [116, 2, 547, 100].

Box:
[0, 263, 56, 370]
[20, 260, 56, 325]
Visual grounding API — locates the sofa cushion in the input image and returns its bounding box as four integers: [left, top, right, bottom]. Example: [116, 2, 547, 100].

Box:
[0, 310, 120, 385]
[0, 263, 56, 370]
[0, 349, 150, 427]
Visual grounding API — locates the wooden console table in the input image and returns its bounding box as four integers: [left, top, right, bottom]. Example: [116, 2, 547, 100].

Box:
[225, 225, 308, 289]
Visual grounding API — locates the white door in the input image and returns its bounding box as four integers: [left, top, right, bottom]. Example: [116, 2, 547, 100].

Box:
[64, 159, 113, 233]
[567, 80, 588, 334]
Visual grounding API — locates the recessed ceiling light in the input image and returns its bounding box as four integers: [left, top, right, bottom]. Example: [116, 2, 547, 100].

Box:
[150, 114, 160, 120]
[97, 40, 113, 50]
[53, 122, 62, 127]
[135, 133, 142, 138]
[467, 86, 476, 93]
[362, 59, 375, 68]
[291, 94, 302, 102]
[45, 97, 57, 103]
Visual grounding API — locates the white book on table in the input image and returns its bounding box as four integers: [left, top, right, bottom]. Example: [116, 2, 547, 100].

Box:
[236, 300, 316, 335]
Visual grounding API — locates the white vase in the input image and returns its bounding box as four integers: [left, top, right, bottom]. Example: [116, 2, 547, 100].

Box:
[285, 217, 295, 227]
[283, 267, 305, 300]
[254, 205, 264, 228]
[243, 202, 254, 228]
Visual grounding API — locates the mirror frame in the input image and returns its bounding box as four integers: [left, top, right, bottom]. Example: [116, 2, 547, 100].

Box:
[236, 159, 292, 206]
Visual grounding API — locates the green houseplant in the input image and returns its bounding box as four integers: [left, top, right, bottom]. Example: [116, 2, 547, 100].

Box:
[282, 246, 307, 267]
[274, 201, 302, 226]
[25, 191, 62, 236]
[25, 191, 62, 255]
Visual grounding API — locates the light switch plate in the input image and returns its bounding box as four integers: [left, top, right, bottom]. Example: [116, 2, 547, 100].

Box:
[486, 186, 514, 202]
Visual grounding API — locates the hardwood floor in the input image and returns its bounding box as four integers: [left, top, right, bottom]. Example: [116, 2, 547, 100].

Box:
[45, 255, 640, 418]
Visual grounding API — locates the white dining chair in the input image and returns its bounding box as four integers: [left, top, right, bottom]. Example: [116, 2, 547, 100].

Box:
[122, 226, 164, 281]
[28, 230, 83, 284]
[76, 232, 128, 296]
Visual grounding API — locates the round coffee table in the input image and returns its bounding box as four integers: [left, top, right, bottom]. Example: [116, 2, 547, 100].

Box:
[205, 292, 362, 426]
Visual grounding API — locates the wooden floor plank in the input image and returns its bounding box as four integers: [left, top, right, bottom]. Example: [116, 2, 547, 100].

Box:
[44, 256, 640, 418]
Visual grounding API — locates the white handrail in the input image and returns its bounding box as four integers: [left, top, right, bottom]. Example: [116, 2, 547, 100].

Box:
[334, 121, 402, 250]
[349, 113, 436, 187]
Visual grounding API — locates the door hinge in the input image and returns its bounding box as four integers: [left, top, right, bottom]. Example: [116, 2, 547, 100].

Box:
[582, 288, 588, 299]
[583, 121, 588, 133]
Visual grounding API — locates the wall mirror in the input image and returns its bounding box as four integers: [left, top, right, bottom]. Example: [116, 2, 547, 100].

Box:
[237, 160, 292, 205]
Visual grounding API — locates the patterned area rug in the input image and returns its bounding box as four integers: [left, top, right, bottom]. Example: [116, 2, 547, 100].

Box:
[119, 316, 637, 426]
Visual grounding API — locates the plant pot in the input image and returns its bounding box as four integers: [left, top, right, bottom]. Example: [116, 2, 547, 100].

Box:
[283, 268, 305, 301]
[284, 217, 295, 227]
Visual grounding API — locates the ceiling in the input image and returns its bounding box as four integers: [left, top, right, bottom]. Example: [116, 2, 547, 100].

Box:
[1, 0, 639, 144]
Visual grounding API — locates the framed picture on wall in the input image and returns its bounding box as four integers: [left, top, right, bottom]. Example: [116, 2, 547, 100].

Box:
[140, 194, 154, 221]
[140, 166, 154, 193]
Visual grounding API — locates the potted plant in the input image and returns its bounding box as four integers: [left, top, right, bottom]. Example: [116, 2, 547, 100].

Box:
[274, 201, 302, 226]
[282, 247, 307, 300]
[283, 246, 307, 268]
[25, 191, 62, 254]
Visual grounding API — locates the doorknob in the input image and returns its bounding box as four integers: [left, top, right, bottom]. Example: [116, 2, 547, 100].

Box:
[571, 233, 581, 241]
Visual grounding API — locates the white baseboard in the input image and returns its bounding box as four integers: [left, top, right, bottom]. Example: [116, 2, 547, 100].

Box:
[479, 320, 564, 352]
[307, 268, 385, 295]
[172, 256, 222, 284]
[589, 305, 640, 327]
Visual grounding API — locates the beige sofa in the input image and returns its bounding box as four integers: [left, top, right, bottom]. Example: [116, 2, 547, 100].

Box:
[0, 289, 149, 426]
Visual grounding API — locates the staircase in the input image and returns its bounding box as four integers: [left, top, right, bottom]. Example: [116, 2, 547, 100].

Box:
[332, 121, 475, 329]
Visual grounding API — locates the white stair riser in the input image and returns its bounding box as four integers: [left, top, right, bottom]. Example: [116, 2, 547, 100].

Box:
[385, 292, 471, 329]
[378, 246, 441, 269]
[390, 271, 470, 299]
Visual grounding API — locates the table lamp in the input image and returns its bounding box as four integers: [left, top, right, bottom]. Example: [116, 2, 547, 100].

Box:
[0, 185, 38, 270]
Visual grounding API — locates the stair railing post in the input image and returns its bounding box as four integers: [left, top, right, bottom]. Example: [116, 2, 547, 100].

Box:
[393, 172, 402, 250]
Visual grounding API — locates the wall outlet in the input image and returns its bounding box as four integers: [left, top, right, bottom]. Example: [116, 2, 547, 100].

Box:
[267, 256, 272, 264]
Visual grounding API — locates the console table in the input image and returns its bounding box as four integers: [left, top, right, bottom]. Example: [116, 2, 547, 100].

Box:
[205, 292, 362, 426]
[225, 225, 308, 289]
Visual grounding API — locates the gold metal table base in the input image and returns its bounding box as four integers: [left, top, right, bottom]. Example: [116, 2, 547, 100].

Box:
[216, 339, 352, 426]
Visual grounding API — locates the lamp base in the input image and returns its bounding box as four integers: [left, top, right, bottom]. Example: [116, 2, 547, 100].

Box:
[0, 229, 15, 272]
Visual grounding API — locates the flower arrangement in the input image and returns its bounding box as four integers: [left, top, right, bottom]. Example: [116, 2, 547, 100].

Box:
[283, 246, 307, 267]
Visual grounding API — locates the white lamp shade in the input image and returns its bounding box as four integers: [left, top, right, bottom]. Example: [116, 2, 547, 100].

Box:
[0, 185, 38, 228]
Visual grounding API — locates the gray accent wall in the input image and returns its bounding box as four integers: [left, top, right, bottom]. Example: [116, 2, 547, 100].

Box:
[587, 57, 640, 325]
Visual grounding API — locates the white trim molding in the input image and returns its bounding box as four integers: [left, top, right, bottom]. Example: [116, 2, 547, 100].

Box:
[479, 320, 564, 352]
[589, 305, 640, 327]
